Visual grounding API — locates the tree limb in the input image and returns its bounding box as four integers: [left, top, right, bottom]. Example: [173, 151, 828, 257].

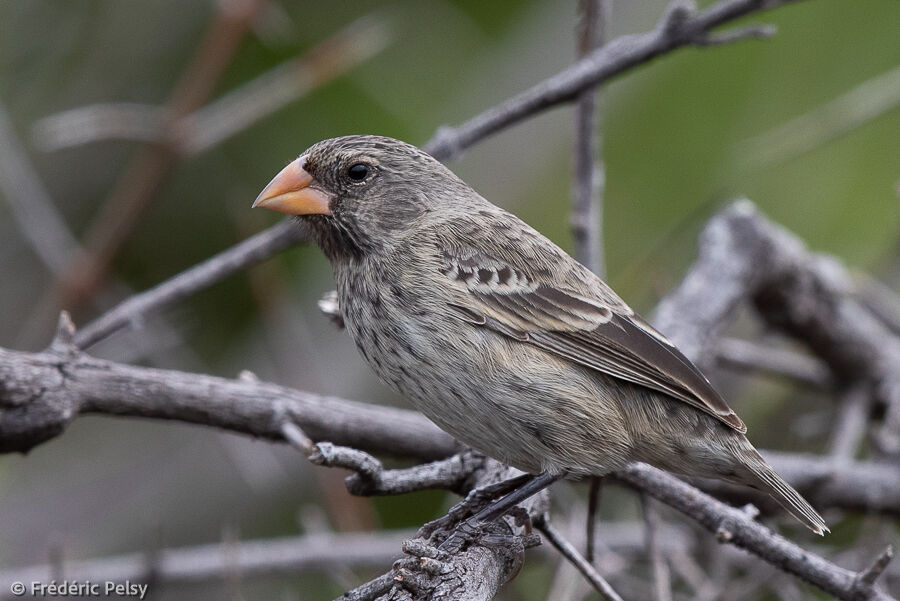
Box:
[617, 463, 894, 601]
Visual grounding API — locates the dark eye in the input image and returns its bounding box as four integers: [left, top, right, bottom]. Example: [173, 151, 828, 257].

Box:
[347, 163, 369, 181]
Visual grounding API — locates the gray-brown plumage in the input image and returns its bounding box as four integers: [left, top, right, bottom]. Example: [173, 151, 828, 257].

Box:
[253, 135, 827, 535]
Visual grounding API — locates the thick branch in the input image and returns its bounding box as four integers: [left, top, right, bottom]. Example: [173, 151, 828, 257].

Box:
[373, 459, 548, 601]
[0, 338, 454, 459]
[3, 330, 898, 512]
[654, 201, 900, 388]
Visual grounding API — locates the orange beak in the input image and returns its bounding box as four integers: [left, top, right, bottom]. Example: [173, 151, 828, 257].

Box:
[252, 156, 333, 215]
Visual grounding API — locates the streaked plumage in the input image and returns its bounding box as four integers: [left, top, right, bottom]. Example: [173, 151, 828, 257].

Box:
[254, 135, 827, 535]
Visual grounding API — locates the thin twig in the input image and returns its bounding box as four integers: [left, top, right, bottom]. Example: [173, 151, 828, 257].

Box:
[715, 337, 833, 389]
[73, 219, 306, 350]
[570, 0, 610, 276]
[828, 386, 870, 463]
[586, 476, 604, 564]
[537, 519, 625, 601]
[618, 463, 895, 601]
[308, 443, 479, 497]
[179, 14, 391, 155]
[738, 64, 900, 171]
[641, 494, 673, 601]
[856, 546, 894, 589]
[33, 103, 164, 150]
[57, 0, 269, 307]
[423, 0, 808, 161]
[33, 14, 392, 156]
[0, 104, 82, 274]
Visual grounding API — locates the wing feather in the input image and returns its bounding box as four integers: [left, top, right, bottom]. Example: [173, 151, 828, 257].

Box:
[440, 246, 747, 433]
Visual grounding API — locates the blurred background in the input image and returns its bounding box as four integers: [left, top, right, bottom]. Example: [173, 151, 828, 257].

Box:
[0, 0, 898, 599]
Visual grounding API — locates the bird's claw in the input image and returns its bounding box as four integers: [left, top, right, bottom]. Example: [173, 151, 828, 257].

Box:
[436, 516, 486, 553]
[418, 477, 527, 540]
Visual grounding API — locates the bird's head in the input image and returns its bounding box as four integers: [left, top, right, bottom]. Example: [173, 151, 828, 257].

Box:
[253, 135, 469, 260]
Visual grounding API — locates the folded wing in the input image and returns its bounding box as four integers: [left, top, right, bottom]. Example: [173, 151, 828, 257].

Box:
[440, 246, 746, 433]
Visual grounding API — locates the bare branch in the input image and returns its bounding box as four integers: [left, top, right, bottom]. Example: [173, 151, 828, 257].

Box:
[54, 0, 270, 308]
[180, 14, 391, 155]
[692, 23, 776, 46]
[856, 547, 894, 589]
[309, 444, 481, 497]
[4, 330, 897, 516]
[570, 0, 610, 276]
[33, 16, 391, 156]
[372, 459, 548, 601]
[423, 0, 808, 161]
[715, 337, 833, 389]
[640, 494, 673, 601]
[0, 340, 456, 459]
[0, 530, 410, 599]
[536, 520, 625, 601]
[73, 219, 306, 350]
[617, 463, 895, 601]
[653, 201, 900, 451]
[0, 104, 83, 275]
[585, 476, 603, 563]
[828, 386, 870, 463]
[0, 531, 412, 601]
[33, 104, 164, 150]
[280, 420, 316, 454]
[738, 64, 900, 170]
[337, 571, 395, 601]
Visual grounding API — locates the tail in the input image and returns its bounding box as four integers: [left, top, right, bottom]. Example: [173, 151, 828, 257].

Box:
[743, 458, 829, 536]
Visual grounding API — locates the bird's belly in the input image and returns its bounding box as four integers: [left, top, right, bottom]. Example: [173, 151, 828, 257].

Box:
[342, 297, 634, 475]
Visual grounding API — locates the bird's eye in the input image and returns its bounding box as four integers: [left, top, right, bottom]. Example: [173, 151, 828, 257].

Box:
[347, 163, 369, 181]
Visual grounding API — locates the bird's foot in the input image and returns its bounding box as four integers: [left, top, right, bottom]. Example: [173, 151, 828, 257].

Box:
[418, 474, 531, 540]
[436, 506, 534, 553]
[436, 516, 484, 553]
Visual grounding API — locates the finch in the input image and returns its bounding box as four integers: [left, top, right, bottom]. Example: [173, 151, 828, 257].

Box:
[253, 135, 827, 535]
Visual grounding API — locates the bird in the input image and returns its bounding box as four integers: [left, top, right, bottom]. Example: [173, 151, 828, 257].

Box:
[252, 134, 827, 536]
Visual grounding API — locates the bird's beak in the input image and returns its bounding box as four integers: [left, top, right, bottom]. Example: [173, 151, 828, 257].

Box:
[252, 156, 333, 215]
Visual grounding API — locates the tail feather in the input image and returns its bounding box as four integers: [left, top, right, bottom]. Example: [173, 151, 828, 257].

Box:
[747, 462, 829, 536]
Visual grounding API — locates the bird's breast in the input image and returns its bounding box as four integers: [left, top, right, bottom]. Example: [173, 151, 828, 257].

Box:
[332, 263, 635, 475]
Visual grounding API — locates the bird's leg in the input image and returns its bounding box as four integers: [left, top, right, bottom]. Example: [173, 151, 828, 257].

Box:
[418, 473, 533, 539]
[438, 472, 563, 553]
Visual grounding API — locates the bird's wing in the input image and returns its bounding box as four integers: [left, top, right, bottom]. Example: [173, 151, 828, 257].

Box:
[439, 244, 747, 433]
